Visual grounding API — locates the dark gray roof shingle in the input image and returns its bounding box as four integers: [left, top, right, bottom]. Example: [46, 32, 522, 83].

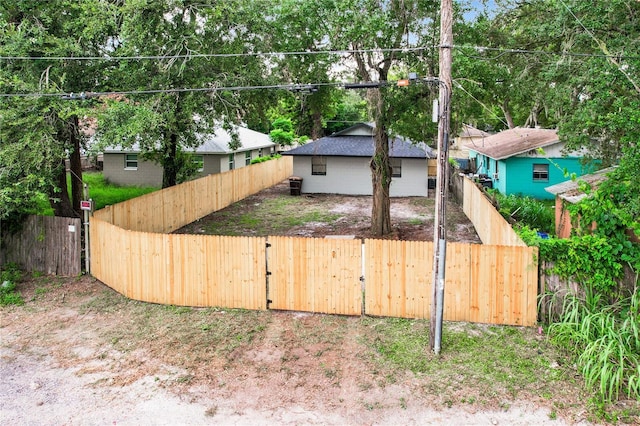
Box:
[282, 135, 434, 159]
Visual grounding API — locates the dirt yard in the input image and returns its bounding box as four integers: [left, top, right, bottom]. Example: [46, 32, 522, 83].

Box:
[174, 180, 482, 243]
[1, 275, 618, 425]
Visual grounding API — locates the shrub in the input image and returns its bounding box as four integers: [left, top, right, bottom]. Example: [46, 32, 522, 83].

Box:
[547, 284, 640, 403]
[250, 154, 281, 165]
[488, 190, 555, 233]
[0, 263, 24, 306]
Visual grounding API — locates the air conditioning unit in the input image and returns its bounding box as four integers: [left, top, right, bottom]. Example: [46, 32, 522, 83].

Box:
[492, 173, 499, 180]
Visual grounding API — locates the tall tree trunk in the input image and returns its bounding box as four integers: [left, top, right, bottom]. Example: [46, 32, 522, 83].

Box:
[162, 133, 179, 188]
[311, 109, 323, 140]
[68, 115, 84, 212]
[369, 89, 392, 236]
[49, 159, 79, 218]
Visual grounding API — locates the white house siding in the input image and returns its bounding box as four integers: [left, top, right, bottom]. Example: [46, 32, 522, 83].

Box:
[292, 156, 428, 197]
[390, 158, 429, 196]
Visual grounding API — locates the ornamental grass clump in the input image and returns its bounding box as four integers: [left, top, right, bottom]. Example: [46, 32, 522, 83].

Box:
[547, 284, 640, 402]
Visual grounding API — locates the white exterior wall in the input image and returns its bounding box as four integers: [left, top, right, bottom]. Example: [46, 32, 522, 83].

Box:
[390, 158, 429, 197]
[292, 156, 428, 197]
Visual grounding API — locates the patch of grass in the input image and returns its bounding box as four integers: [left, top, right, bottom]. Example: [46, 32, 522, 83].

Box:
[35, 172, 158, 215]
[362, 318, 574, 403]
[1, 263, 24, 306]
[286, 210, 340, 227]
[83, 291, 272, 365]
[192, 194, 341, 236]
[84, 173, 158, 210]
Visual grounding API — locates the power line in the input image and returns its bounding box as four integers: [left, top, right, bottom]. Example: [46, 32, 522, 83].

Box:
[0, 46, 429, 62]
[452, 80, 509, 129]
[0, 79, 439, 99]
[1, 44, 637, 62]
[453, 44, 640, 61]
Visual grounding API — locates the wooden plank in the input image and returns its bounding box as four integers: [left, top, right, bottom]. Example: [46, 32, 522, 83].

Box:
[364, 239, 432, 319]
[1, 215, 80, 276]
[268, 236, 361, 315]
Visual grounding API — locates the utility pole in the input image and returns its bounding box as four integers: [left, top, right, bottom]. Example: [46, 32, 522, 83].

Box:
[430, 0, 453, 354]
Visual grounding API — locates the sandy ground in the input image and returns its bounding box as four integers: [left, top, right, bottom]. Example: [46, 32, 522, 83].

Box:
[0, 277, 598, 426]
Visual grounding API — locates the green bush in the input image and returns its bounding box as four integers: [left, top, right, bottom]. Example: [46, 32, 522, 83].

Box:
[250, 154, 281, 165]
[488, 189, 555, 233]
[0, 263, 24, 306]
[547, 284, 640, 403]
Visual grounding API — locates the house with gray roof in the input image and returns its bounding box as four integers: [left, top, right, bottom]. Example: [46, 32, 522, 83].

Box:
[102, 125, 275, 187]
[281, 122, 436, 197]
[467, 127, 595, 199]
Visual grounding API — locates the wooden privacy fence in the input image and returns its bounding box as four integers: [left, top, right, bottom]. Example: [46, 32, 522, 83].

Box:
[462, 177, 527, 246]
[94, 156, 293, 233]
[1, 215, 81, 276]
[91, 221, 538, 325]
[90, 156, 538, 326]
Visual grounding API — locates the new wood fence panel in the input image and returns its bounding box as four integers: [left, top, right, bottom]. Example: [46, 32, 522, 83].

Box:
[364, 239, 432, 318]
[463, 178, 526, 246]
[268, 236, 362, 315]
[443, 242, 472, 321]
[94, 156, 293, 233]
[91, 220, 266, 309]
[365, 239, 538, 326]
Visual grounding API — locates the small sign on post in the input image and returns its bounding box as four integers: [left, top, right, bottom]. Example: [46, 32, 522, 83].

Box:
[80, 200, 92, 211]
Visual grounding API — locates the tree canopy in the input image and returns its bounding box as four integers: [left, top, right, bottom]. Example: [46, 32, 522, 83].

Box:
[1, 0, 638, 232]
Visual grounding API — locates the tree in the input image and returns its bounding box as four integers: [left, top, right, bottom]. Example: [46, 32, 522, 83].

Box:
[95, 0, 270, 188]
[270, 0, 438, 235]
[0, 0, 118, 221]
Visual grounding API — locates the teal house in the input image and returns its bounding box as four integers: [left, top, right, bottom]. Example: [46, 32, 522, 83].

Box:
[466, 127, 593, 200]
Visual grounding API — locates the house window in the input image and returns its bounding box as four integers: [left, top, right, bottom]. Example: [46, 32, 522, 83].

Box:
[245, 151, 252, 166]
[311, 156, 326, 175]
[192, 155, 204, 172]
[533, 163, 549, 181]
[228, 153, 235, 170]
[125, 154, 138, 170]
[391, 158, 402, 177]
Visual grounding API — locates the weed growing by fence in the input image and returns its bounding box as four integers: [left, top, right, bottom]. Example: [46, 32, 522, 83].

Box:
[487, 189, 554, 233]
[547, 284, 640, 408]
[0, 262, 24, 306]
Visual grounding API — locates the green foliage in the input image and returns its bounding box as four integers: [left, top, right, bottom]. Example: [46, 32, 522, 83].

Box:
[0, 0, 119, 221]
[0, 263, 24, 306]
[547, 284, 640, 403]
[324, 91, 369, 134]
[271, 118, 293, 133]
[269, 118, 297, 146]
[249, 154, 281, 165]
[568, 173, 640, 274]
[488, 190, 555, 233]
[269, 128, 295, 146]
[34, 173, 157, 215]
